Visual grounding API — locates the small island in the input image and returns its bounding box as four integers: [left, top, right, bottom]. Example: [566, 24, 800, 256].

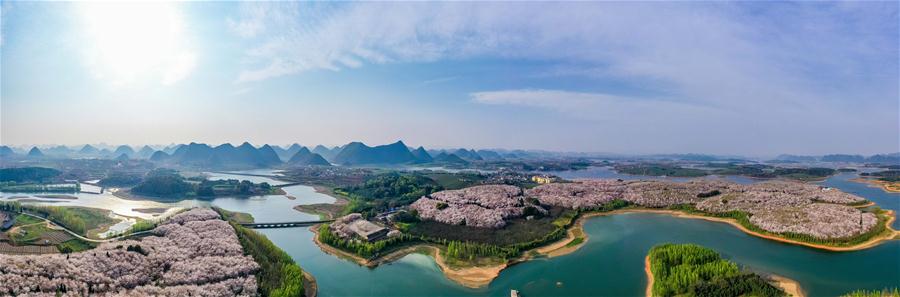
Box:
[646, 243, 792, 297]
[120, 169, 285, 200]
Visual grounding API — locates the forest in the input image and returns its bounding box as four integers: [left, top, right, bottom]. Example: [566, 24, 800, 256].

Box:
[320, 203, 583, 262]
[861, 170, 900, 182]
[336, 172, 444, 216]
[131, 169, 279, 198]
[318, 223, 414, 258]
[615, 164, 708, 177]
[0, 167, 61, 183]
[648, 243, 785, 297]
[130, 169, 194, 196]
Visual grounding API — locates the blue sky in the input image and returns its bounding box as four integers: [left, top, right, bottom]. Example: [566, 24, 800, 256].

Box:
[1, 1, 897, 156]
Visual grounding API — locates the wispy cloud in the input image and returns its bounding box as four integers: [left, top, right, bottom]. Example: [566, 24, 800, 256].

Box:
[228, 2, 896, 109]
[471, 89, 717, 122]
[224, 2, 897, 154]
[423, 76, 458, 85]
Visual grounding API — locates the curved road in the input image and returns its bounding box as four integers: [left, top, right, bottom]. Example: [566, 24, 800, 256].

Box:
[17, 212, 154, 243]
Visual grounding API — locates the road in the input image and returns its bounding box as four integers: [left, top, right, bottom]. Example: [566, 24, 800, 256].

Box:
[17, 212, 153, 243]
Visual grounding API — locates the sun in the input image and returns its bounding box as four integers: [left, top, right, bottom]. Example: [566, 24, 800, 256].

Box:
[79, 2, 195, 86]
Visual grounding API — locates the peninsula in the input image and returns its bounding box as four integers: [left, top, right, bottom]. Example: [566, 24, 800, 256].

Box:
[311, 178, 898, 288]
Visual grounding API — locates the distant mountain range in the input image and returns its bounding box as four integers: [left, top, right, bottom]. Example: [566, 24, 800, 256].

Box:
[773, 153, 899, 164]
[0, 146, 15, 156]
[312, 145, 342, 161]
[114, 145, 135, 157]
[410, 146, 433, 163]
[287, 147, 331, 166]
[27, 147, 44, 158]
[149, 142, 282, 169]
[273, 143, 306, 161]
[2, 141, 897, 166]
[333, 141, 419, 165]
[432, 152, 468, 164]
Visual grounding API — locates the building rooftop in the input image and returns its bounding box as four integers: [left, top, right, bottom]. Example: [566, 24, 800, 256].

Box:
[348, 220, 386, 238]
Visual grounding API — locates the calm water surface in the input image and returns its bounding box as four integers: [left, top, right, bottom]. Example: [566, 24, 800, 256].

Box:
[258, 213, 899, 297]
[4, 168, 897, 296]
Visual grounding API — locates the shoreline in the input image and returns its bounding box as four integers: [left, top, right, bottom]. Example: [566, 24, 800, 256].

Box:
[596, 208, 898, 252]
[644, 255, 805, 297]
[851, 178, 900, 193]
[307, 207, 898, 289]
[308, 226, 505, 288]
[768, 274, 805, 297]
[293, 186, 349, 220]
[644, 255, 653, 297]
[302, 270, 318, 297]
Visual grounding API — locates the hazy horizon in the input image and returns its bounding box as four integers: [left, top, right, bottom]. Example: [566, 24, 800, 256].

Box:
[3, 140, 897, 160]
[2, 2, 898, 156]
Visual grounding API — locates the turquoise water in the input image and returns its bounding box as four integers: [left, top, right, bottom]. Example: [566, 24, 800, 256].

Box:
[821, 172, 900, 228]
[258, 213, 900, 296]
[545, 166, 759, 184]
[253, 168, 900, 296]
[7, 168, 897, 296]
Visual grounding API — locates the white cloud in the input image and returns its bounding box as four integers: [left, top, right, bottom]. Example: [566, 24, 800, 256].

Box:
[471, 89, 718, 122]
[227, 3, 895, 111]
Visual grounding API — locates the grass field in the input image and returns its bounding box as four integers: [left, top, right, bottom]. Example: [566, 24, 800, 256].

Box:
[215, 208, 255, 224]
[56, 239, 96, 253]
[12, 214, 43, 227]
[407, 209, 565, 247]
[424, 173, 486, 190]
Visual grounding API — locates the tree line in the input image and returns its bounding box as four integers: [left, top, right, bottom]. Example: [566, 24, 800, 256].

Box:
[649, 243, 784, 297]
[217, 208, 305, 297]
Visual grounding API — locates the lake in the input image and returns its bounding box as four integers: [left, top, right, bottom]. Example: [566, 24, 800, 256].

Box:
[4, 168, 897, 296]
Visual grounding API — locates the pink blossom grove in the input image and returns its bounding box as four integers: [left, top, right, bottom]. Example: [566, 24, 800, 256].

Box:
[0, 208, 260, 296]
[411, 178, 876, 240]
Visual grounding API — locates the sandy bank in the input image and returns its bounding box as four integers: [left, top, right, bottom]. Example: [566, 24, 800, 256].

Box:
[645, 254, 805, 297]
[293, 186, 349, 220]
[308, 226, 505, 288]
[592, 208, 899, 252]
[131, 208, 168, 214]
[851, 178, 900, 193]
[302, 270, 318, 297]
[769, 274, 805, 297]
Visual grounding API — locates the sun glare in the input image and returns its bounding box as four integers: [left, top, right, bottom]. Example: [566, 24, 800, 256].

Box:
[79, 2, 195, 86]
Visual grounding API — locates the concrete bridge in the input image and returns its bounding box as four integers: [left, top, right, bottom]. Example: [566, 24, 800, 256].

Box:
[240, 220, 334, 229]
